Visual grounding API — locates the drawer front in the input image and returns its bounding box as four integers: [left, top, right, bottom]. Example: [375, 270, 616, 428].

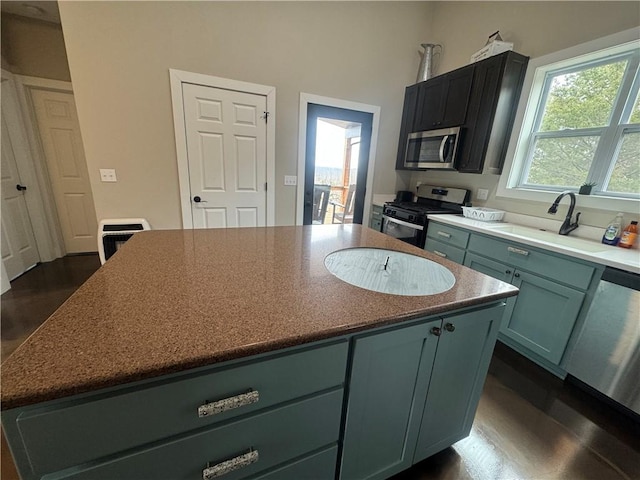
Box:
[424, 238, 466, 264]
[17, 341, 348, 475]
[251, 446, 338, 480]
[467, 234, 596, 290]
[426, 223, 470, 250]
[50, 389, 344, 480]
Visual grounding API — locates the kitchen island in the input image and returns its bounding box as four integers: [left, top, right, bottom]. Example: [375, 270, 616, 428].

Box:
[2, 225, 517, 480]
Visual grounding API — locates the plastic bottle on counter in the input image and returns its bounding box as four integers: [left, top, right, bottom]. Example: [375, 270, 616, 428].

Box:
[618, 221, 638, 249]
[602, 213, 624, 246]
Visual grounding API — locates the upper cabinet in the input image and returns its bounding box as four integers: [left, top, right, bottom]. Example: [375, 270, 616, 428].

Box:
[457, 52, 529, 174]
[395, 51, 529, 173]
[414, 67, 473, 131]
[395, 84, 419, 170]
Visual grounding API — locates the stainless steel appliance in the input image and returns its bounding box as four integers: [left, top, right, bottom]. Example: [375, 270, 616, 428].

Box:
[404, 127, 460, 170]
[566, 267, 640, 416]
[382, 185, 469, 248]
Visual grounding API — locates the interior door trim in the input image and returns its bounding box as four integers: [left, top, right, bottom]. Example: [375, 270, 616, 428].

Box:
[297, 93, 381, 226]
[5, 71, 67, 261]
[169, 69, 276, 229]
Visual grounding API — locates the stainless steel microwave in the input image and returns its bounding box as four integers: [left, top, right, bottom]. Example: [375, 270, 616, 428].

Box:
[404, 126, 460, 170]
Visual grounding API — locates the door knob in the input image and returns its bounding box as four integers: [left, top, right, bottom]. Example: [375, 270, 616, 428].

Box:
[193, 196, 207, 203]
[16, 184, 27, 191]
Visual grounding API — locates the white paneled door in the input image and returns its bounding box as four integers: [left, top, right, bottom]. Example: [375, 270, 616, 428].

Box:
[182, 83, 267, 228]
[30, 89, 97, 253]
[1, 112, 40, 280]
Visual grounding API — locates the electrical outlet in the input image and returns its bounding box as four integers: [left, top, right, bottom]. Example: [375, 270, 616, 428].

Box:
[477, 188, 489, 200]
[284, 175, 297, 186]
[100, 169, 117, 182]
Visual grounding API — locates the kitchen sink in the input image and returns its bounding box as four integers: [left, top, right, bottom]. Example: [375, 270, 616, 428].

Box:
[486, 224, 608, 252]
[324, 248, 455, 296]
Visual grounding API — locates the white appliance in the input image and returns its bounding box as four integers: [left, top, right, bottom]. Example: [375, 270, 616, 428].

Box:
[98, 218, 151, 265]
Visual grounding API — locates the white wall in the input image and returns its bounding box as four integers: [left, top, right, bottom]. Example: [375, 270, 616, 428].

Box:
[58, 1, 435, 228]
[407, 1, 640, 228]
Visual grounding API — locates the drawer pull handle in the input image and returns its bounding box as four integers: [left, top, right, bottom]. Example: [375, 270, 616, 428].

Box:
[203, 449, 259, 479]
[198, 390, 259, 418]
[507, 246, 529, 256]
[437, 231, 452, 239]
[433, 250, 447, 258]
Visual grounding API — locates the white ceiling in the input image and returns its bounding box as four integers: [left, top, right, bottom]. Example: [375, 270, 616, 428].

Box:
[1, 1, 61, 24]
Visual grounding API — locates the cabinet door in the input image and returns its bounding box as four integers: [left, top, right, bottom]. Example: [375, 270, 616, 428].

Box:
[340, 320, 439, 480]
[439, 67, 473, 128]
[395, 84, 419, 170]
[414, 77, 445, 130]
[457, 51, 528, 174]
[457, 54, 504, 173]
[413, 304, 503, 462]
[463, 251, 512, 283]
[414, 68, 473, 131]
[502, 271, 585, 364]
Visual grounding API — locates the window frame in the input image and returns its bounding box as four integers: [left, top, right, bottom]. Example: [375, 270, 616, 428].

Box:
[498, 27, 640, 212]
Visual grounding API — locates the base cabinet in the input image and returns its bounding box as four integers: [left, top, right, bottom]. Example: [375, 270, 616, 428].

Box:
[369, 204, 383, 232]
[464, 251, 587, 365]
[413, 306, 503, 461]
[456, 226, 604, 374]
[3, 304, 506, 480]
[340, 304, 504, 480]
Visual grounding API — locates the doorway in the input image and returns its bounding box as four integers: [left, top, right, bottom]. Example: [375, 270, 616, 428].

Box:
[303, 104, 372, 226]
[297, 94, 380, 226]
[170, 70, 276, 229]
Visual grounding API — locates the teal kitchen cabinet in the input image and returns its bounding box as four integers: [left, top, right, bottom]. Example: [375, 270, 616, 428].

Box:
[464, 252, 584, 364]
[414, 305, 503, 461]
[3, 341, 349, 480]
[340, 303, 504, 480]
[370, 204, 383, 232]
[461, 231, 603, 373]
[424, 222, 470, 264]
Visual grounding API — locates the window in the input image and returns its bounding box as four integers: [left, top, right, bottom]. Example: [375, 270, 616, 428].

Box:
[519, 44, 639, 197]
[499, 29, 640, 208]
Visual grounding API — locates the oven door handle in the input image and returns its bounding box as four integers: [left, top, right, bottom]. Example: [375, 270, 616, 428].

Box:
[383, 215, 424, 231]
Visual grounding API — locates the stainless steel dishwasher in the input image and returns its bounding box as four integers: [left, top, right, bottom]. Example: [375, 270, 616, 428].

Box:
[566, 267, 640, 416]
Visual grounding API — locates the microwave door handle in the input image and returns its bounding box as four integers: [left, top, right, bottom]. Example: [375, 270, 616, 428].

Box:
[439, 135, 450, 163]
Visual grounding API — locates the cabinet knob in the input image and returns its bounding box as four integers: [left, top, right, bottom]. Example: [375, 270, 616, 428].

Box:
[444, 323, 455, 332]
[505, 270, 511, 275]
[514, 273, 520, 278]
[430, 326, 442, 337]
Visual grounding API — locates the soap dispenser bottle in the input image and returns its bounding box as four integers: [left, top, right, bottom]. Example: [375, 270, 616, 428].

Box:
[602, 213, 624, 246]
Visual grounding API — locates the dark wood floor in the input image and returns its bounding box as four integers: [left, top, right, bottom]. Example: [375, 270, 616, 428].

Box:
[2, 255, 639, 480]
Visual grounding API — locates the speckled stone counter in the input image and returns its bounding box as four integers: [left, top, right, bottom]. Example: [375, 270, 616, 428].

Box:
[1, 225, 517, 410]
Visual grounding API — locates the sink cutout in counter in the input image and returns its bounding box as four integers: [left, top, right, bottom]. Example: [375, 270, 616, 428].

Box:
[324, 248, 455, 296]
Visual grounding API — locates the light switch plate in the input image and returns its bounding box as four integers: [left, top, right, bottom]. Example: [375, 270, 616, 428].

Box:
[100, 169, 117, 182]
[284, 175, 297, 186]
[477, 188, 489, 200]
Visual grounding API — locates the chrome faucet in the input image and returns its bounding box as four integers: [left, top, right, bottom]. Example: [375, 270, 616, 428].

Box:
[548, 191, 581, 235]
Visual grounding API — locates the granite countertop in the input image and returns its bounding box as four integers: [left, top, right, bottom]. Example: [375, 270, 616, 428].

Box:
[1, 225, 517, 410]
[429, 215, 640, 274]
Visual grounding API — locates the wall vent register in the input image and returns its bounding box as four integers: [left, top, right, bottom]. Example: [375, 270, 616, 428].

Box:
[98, 218, 151, 264]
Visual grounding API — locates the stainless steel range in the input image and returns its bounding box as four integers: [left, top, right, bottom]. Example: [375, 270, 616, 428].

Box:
[382, 184, 470, 248]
